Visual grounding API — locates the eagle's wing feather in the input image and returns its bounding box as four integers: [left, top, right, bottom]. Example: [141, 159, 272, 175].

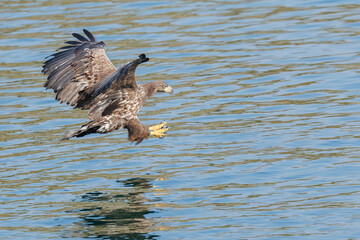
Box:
[75, 54, 149, 110]
[42, 29, 117, 106]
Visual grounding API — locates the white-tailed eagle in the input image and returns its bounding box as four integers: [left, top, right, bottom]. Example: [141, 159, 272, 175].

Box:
[42, 29, 173, 144]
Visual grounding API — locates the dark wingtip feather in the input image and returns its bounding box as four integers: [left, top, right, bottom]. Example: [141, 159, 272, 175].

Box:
[72, 32, 88, 42]
[65, 40, 82, 45]
[83, 29, 96, 42]
[57, 45, 76, 50]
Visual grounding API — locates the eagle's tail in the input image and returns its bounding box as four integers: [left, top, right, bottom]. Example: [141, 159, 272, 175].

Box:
[61, 121, 101, 140]
[61, 117, 124, 140]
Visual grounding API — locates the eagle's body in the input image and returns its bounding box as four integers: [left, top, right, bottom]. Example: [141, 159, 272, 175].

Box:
[42, 29, 172, 144]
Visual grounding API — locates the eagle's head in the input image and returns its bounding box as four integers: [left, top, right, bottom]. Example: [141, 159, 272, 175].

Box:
[155, 80, 173, 94]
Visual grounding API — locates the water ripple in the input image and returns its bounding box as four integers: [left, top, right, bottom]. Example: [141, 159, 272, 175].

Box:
[1, 0, 360, 239]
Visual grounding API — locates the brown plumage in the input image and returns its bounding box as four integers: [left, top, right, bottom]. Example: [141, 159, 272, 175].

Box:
[42, 29, 173, 144]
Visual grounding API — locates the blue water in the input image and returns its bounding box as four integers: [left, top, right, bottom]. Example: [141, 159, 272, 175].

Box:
[1, 0, 360, 239]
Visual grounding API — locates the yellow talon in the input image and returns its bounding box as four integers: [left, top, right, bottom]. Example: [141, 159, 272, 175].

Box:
[149, 121, 168, 139]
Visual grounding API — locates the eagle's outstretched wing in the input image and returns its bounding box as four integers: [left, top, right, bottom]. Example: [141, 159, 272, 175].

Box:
[75, 53, 149, 111]
[42, 29, 117, 106]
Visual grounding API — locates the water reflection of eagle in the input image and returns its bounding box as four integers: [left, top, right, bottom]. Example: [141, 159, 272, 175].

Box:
[42, 29, 173, 144]
[78, 178, 159, 238]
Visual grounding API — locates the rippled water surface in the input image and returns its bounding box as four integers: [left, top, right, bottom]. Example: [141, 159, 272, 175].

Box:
[1, 0, 360, 239]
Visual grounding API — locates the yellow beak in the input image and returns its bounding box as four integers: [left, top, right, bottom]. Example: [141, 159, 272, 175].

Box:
[163, 86, 173, 94]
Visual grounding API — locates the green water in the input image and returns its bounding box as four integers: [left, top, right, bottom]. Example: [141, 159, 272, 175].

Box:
[1, 0, 360, 239]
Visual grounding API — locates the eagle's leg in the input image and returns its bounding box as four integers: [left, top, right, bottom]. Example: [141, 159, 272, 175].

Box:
[149, 121, 168, 139]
